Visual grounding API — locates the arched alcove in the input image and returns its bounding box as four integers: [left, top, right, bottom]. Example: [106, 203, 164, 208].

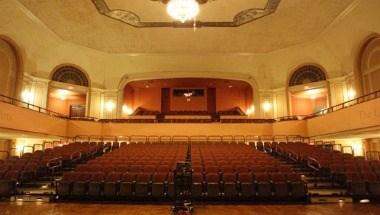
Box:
[288, 65, 329, 116]
[47, 65, 90, 117]
[0, 38, 22, 98]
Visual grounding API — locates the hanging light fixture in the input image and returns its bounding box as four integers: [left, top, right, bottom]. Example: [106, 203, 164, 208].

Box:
[166, 0, 200, 23]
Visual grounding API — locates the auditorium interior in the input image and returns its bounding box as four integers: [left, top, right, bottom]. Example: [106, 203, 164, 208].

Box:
[1, 0, 380, 214]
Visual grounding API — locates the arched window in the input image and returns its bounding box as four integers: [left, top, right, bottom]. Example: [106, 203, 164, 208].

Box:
[289, 65, 326, 87]
[52, 66, 89, 87]
[360, 36, 380, 94]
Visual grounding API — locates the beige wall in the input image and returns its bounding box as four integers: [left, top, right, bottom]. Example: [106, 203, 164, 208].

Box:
[101, 123, 273, 137]
[0, 139, 11, 160]
[272, 120, 307, 137]
[307, 98, 380, 137]
[0, 102, 67, 137]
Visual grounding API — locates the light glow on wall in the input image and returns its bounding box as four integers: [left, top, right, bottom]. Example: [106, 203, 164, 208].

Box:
[122, 105, 134, 115]
[105, 101, 115, 112]
[346, 88, 356, 101]
[306, 89, 321, 100]
[21, 90, 35, 104]
[246, 105, 255, 115]
[262, 101, 272, 113]
[334, 138, 364, 157]
[57, 89, 69, 100]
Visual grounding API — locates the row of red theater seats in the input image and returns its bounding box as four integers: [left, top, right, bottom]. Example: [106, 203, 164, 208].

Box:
[56, 171, 307, 201]
[189, 143, 307, 200]
[275, 142, 380, 199]
[345, 171, 380, 199]
[75, 164, 176, 174]
[192, 165, 293, 174]
[57, 171, 175, 199]
[0, 142, 105, 197]
[57, 143, 187, 199]
[191, 171, 307, 200]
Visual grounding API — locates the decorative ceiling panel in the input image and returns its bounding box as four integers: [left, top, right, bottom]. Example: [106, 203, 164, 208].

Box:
[93, 0, 281, 28]
[16, 0, 357, 54]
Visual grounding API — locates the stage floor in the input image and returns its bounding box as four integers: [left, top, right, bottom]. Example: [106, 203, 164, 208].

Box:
[0, 202, 380, 215]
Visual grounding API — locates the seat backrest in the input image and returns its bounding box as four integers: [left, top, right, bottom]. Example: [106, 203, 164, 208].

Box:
[105, 172, 121, 182]
[114, 165, 129, 173]
[220, 165, 235, 173]
[152, 173, 167, 183]
[137, 173, 152, 183]
[235, 166, 250, 173]
[129, 165, 141, 173]
[238, 172, 253, 183]
[271, 173, 286, 182]
[62, 172, 77, 182]
[76, 172, 92, 182]
[206, 173, 220, 183]
[254, 173, 270, 182]
[157, 165, 170, 173]
[4, 171, 19, 180]
[222, 173, 237, 183]
[345, 172, 361, 182]
[91, 172, 106, 182]
[143, 165, 156, 173]
[122, 173, 136, 182]
[287, 173, 302, 182]
[205, 166, 219, 174]
[361, 172, 378, 182]
[192, 173, 204, 183]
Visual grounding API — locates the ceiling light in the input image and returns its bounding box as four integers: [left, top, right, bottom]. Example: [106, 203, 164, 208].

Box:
[167, 0, 200, 23]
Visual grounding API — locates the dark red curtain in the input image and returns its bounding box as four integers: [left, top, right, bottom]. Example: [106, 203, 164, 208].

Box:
[207, 88, 216, 113]
[161, 88, 171, 113]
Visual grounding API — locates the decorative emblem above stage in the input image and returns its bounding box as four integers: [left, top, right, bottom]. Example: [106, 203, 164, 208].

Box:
[91, 0, 281, 28]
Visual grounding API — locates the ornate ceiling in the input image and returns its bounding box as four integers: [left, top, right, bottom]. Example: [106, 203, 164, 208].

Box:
[92, 0, 281, 28]
[15, 0, 357, 54]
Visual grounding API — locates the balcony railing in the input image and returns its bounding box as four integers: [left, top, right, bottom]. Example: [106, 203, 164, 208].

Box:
[0, 94, 67, 118]
[1, 90, 379, 123]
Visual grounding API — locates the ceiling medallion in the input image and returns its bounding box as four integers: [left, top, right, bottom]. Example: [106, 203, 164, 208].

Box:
[91, 0, 281, 28]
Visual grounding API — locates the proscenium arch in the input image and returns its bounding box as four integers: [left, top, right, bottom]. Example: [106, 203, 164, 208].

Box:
[116, 71, 260, 118]
[0, 35, 24, 99]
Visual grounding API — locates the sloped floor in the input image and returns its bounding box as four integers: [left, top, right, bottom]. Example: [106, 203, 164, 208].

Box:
[0, 202, 380, 215]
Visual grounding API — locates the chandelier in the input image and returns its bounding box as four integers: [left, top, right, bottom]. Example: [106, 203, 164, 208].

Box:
[166, 0, 200, 23]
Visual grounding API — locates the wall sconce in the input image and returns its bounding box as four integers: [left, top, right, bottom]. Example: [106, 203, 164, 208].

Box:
[122, 105, 134, 115]
[246, 105, 255, 115]
[262, 101, 272, 113]
[57, 89, 69, 100]
[21, 90, 34, 104]
[346, 88, 356, 101]
[105, 101, 115, 112]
